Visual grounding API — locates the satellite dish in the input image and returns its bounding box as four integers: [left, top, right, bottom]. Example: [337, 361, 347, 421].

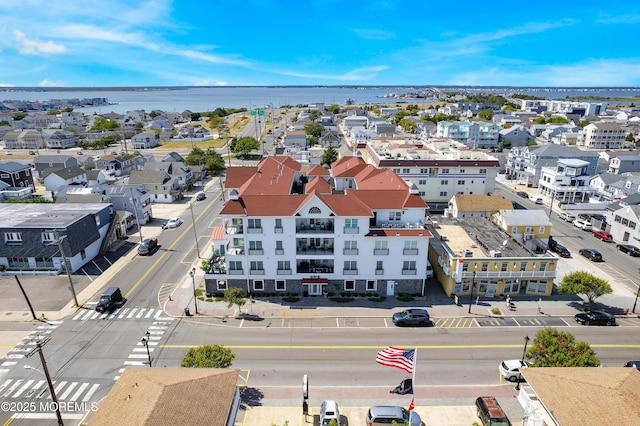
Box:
[502, 239, 508, 247]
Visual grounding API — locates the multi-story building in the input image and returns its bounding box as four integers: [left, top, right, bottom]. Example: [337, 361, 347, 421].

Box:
[537, 159, 592, 204]
[361, 137, 500, 212]
[206, 156, 432, 297]
[435, 121, 500, 148]
[429, 211, 556, 299]
[577, 122, 627, 149]
[519, 99, 608, 116]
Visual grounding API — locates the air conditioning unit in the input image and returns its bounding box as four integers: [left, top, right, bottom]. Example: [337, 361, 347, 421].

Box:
[525, 234, 533, 240]
[489, 250, 502, 258]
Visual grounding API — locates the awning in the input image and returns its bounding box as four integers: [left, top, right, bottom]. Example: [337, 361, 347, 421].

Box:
[301, 278, 328, 284]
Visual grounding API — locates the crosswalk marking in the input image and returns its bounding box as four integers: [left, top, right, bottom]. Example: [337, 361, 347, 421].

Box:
[58, 382, 78, 400]
[70, 307, 170, 321]
[83, 383, 100, 402]
[12, 379, 34, 398]
[0, 379, 99, 403]
[49, 381, 67, 399]
[69, 383, 88, 402]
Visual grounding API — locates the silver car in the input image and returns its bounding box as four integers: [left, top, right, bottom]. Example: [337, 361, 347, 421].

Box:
[366, 406, 422, 426]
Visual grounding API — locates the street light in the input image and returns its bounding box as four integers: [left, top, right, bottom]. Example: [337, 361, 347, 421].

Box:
[468, 268, 477, 314]
[516, 335, 531, 391]
[188, 202, 201, 259]
[141, 331, 152, 367]
[25, 338, 63, 426]
[189, 267, 199, 315]
[632, 283, 640, 313]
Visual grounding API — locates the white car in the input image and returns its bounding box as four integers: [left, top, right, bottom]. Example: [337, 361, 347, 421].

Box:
[166, 217, 183, 228]
[573, 219, 592, 231]
[499, 359, 528, 382]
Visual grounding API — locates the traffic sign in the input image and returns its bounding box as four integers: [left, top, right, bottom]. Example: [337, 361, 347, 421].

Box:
[250, 110, 257, 116]
[258, 109, 265, 116]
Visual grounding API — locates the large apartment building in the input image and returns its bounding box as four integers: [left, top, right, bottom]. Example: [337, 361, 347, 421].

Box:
[362, 137, 501, 212]
[205, 156, 432, 297]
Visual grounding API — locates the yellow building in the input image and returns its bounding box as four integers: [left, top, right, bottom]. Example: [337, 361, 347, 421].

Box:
[428, 212, 556, 298]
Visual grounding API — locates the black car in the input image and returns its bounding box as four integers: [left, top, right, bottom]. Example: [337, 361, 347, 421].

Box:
[616, 244, 640, 257]
[590, 214, 606, 223]
[574, 310, 616, 326]
[579, 248, 602, 262]
[137, 238, 158, 255]
[392, 308, 431, 326]
[551, 244, 571, 258]
[516, 191, 528, 198]
[624, 361, 640, 370]
[195, 192, 206, 201]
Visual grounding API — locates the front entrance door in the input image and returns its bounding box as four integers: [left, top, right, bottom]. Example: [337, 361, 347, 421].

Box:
[308, 284, 323, 296]
[386, 280, 395, 296]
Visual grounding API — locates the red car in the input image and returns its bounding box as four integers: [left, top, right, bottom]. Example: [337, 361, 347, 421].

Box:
[593, 231, 613, 242]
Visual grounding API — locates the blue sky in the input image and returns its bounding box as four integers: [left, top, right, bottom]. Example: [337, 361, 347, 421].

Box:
[1, 1, 639, 87]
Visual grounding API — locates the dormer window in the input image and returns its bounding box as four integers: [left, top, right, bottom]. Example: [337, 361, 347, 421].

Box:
[309, 207, 321, 214]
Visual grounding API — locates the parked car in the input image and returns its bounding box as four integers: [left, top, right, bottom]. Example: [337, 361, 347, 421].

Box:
[499, 359, 528, 382]
[195, 192, 206, 201]
[319, 400, 340, 426]
[573, 219, 592, 231]
[579, 248, 603, 262]
[516, 191, 528, 198]
[616, 244, 640, 257]
[392, 308, 431, 326]
[28, 150, 36, 155]
[590, 213, 606, 223]
[550, 244, 571, 258]
[593, 230, 613, 242]
[529, 195, 543, 204]
[623, 361, 640, 370]
[366, 406, 421, 426]
[578, 213, 591, 221]
[137, 238, 158, 255]
[574, 310, 616, 326]
[559, 212, 576, 222]
[475, 396, 512, 426]
[166, 217, 183, 228]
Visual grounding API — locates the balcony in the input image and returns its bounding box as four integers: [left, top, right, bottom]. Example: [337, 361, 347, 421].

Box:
[248, 249, 264, 255]
[277, 269, 292, 275]
[343, 269, 358, 275]
[296, 245, 334, 255]
[296, 220, 335, 234]
[274, 226, 284, 234]
[249, 269, 265, 275]
[247, 227, 262, 234]
[374, 249, 389, 255]
[343, 227, 359, 234]
[375, 269, 384, 275]
[462, 270, 556, 280]
[375, 222, 424, 230]
[227, 247, 245, 255]
[343, 248, 359, 255]
[275, 249, 284, 255]
[402, 269, 417, 275]
[297, 261, 334, 274]
[403, 248, 419, 255]
[228, 269, 244, 275]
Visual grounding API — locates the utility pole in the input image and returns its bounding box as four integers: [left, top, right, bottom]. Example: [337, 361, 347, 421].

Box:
[15, 275, 38, 320]
[129, 187, 144, 244]
[25, 337, 63, 426]
[52, 230, 79, 307]
[188, 202, 201, 259]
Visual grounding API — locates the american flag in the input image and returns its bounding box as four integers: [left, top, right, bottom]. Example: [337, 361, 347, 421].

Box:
[376, 346, 415, 374]
[408, 396, 415, 412]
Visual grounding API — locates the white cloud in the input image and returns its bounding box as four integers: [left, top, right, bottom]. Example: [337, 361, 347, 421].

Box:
[0, 82, 15, 87]
[193, 79, 228, 86]
[278, 65, 388, 81]
[14, 30, 65, 55]
[38, 79, 65, 87]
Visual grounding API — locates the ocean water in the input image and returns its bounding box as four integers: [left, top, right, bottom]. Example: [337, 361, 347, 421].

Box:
[1, 86, 638, 115]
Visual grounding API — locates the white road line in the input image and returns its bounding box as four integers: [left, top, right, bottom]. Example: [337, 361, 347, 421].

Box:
[127, 354, 148, 359]
[12, 379, 34, 398]
[145, 309, 155, 318]
[122, 361, 146, 366]
[58, 382, 78, 400]
[126, 308, 139, 319]
[1, 361, 18, 367]
[0, 379, 13, 394]
[72, 311, 85, 320]
[82, 383, 100, 402]
[136, 309, 146, 319]
[3, 380, 22, 397]
[69, 382, 88, 402]
[50, 381, 67, 399]
[12, 413, 84, 420]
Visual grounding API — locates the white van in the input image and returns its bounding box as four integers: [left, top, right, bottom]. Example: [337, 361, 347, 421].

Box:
[426, 261, 434, 279]
[320, 400, 340, 425]
[529, 195, 543, 204]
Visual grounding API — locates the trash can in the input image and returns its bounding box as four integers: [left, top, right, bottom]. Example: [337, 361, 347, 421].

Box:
[302, 399, 308, 415]
[184, 308, 191, 316]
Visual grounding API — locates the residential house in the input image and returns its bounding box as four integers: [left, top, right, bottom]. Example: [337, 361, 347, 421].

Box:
[0, 203, 114, 272]
[33, 155, 79, 179]
[1, 130, 24, 149]
[145, 161, 193, 191]
[498, 125, 534, 147]
[589, 172, 625, 201]
[341, 115, 369, 131]
[493, 209, 552, 252]
[506, 145, 599, 187]
[206, 156, 432, 297]
[607, 173, 640, 201]
[578, 122, 627, 149]
[608, 154, 640, 174]
[127, 169, 180, 203]
[282, 130, 307, 151]
[130, 131, 159, 150]
[0, 161, 35, 192]
[107, 185, 153, 225]
[436, 121, 500, 148]
[604, 197, 640, 245]
[446, 194, 513, 219]
[43, 166, 88, 192]
[44, 129, 80, 149]
[89, 368, 241, 426]
[537, 159, 592, 204]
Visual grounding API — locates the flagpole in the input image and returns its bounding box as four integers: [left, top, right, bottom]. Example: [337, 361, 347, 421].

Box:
[410, 347, 417, 421]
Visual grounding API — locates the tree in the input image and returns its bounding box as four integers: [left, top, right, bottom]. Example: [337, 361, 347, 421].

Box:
[321, 146, 339, 167]
[557, 271, 613, 305]
[224, 287, 247, 314]
[89, 117, 120, 132]
[304, 122, 324, 138]
[478, 109, 493, 121]
[327, 104, 341, 114]
[626, 132, 635, 142]
[526, 328, 600, 367]
[181, 344, 235, 368]
[232, 136, 260, 158]
[398, 117, 417, 134]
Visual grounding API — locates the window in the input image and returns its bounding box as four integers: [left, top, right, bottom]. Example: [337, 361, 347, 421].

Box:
[4, 232, 22, 242]
[249, 241, 263, 251]
[439, 191, 448, 197]
[375, 240, 388, 249]
[229, 261, 242, 271]
[276, 240, 283, 250]
[520, 262, 527, 272]
[539, 226, 545, 234]
[308, 206, 321, 214]
[501, 262, 508, 272]
[402, 168, 410, 173]
[527, 280, 548, 294]
[440, 179, 449, 185]
[344, 260, 357, 270]
[420, 168, 428, 174]
[253, 280, 264, 291]
[404, 240, 418, 249]
[457, 180, 465, 185]
[345, 280, 355, 291]
[217, 280, 227, 291]
[367, 280, 376, 291]
[402, 260, 416, 271]
[389, 211, 401, 221]
[345, 218, 358, 228]
[441, 168, 450, 174]
[376, 260, 383, 272]
[275, 280, 286, 291]
[459, 169, 465, 174]
[481, 262, 488, 272]
[418, 179, 426, 185]
[539, 262, 547, 272]
[277, 260, 291, 271]
[344, 241, 357, 249]
[248, 218, 262, 229]
[250, 261, 263, 271]
[392, 168, 400, 173]
[275, 218, 282, 228]
[479, 168, 487, 174]
[42, 232, 55, 242]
